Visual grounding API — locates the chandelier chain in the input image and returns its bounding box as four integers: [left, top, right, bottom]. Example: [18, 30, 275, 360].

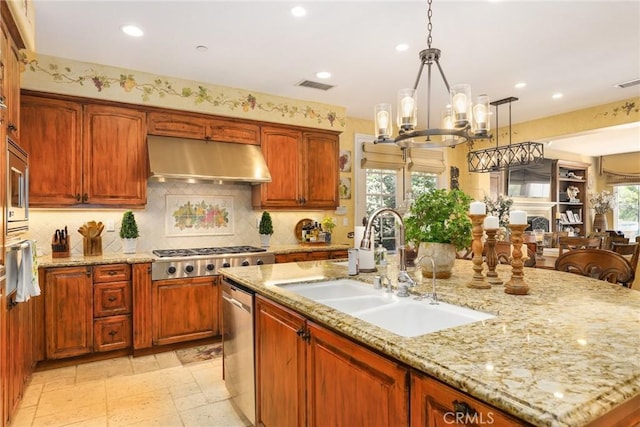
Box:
[427, 0, 433, 48]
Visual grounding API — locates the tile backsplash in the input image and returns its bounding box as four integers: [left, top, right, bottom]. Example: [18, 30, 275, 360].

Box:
[27, 182, 325, 256]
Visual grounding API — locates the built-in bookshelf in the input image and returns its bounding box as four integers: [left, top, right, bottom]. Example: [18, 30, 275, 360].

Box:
[551, 160, 591, 235]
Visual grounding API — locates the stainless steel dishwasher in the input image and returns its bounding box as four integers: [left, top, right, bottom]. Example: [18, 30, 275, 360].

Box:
[222, 279, 255, 425]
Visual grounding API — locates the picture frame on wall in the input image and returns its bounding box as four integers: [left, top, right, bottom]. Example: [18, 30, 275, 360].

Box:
[165, 195, 234, 236]
[339, 150, 352, 172]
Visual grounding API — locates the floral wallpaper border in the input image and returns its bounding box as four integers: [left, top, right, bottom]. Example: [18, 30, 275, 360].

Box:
[21, 54, 346, 129]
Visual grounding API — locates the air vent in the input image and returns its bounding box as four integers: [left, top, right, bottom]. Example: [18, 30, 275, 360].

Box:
[296, 80, 334, 91]
[614, 78, 640, 89]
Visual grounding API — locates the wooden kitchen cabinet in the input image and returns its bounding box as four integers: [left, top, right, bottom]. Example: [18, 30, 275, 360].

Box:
[274, 248, 348, 263]
[44, 266, 93, 359]
[411, 370, 524, 427]
[132, 263, 153, 350]
[255, 296, 409, 427]
[252, 126, 340, 209]
[20, 92, 147, 207]
[93, 264, 132, 352]
[1, 19, 21, 143]
[147, 111, 260, 144]
[151, 275, 220, 346]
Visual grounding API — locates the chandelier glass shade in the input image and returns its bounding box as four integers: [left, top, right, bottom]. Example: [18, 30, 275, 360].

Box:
[467, 96, 545, 173]
[373, 1, 491, 148]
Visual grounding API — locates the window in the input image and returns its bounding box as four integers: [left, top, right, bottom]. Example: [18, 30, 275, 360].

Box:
[614, 184, 640, 241]
[355, 134, 443, 251]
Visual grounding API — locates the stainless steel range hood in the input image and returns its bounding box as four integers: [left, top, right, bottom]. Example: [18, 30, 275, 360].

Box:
[147, 135, 271, 184]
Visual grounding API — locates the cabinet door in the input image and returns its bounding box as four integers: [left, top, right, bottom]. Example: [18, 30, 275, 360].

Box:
[151, 276, 219, 346]
[410, 370, 524, 427]
[207, 119, 259, 145]
[253, 126, 302, 208]
[147, 111, 207, 139]
[307, 321, 409, 426]
[93, 315, 132, 352]
[255, 296, 307, 427]
[302, 131, 339, 209]
[20, 95, 83, 206]
[44, 267, 93, 359]
[4, 26, 20, 142]
[132, 263, 153, 350]
[83, 104, 147, 206]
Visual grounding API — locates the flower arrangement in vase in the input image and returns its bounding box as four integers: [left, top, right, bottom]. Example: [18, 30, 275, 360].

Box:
[589, 190, 616, 214]
[321, 216, 336, 243]
[483, 195, 513, 240]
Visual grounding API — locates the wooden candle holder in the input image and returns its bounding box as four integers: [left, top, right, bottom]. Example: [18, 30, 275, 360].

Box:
[467, 213, 490, 289]
[484, 228, 502, 285]
[504, 223, 530, 295]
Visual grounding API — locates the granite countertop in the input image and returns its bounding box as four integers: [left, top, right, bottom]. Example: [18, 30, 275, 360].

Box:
[268, 243, 350, 254]
[219, 259, 640, 427]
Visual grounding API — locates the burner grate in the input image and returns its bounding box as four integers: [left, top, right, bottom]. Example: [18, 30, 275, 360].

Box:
[153, 246, 267, 257]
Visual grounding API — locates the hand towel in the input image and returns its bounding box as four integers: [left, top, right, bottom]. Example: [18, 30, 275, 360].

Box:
[15, 240, 40, 302]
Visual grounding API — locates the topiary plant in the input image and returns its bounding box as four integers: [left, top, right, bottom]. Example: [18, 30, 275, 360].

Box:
[119, 211, 140, 239]
[259, 211, 273, 235]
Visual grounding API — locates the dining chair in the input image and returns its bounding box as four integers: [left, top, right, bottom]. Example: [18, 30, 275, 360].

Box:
[494, 241, 536, 267]
[554, 248, 634, 285]
[611, 242, 639, 284]
[557, 236, 603, 255]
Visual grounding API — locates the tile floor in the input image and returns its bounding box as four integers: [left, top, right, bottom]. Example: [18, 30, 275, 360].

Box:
[11, 350, 249, 427]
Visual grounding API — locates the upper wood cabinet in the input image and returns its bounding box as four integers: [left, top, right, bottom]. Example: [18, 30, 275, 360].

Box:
[1, 21, 20, 142]
[147, 111, 260, 145]
[20, 93, 147, 207]
[253, 126, 340, 209]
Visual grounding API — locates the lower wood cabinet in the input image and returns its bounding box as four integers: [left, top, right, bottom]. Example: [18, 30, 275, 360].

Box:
[255, 295, 409, 427]
[275, 249, 348, 263]
[410, 370, 525, 427]
[151, 275, 220, 346]
[93, 315, 132, 352]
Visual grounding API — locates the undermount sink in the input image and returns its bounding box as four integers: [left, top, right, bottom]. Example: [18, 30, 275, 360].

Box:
[276, 279, 495, 337]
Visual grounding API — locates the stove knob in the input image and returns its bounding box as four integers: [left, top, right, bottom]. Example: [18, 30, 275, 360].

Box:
[241, 260, 250, 267]
[167, 266, 177, 275]
[222, 262, 231, 268]
[185, 265, 194, 274]
[257, 259, 264, 265]
[206, 263, 215, 272]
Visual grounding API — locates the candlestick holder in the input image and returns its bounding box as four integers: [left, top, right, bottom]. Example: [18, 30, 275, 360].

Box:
[467, 214, 490, 289]
[504, 223, 530, 295]
[484, 228, 502, 285]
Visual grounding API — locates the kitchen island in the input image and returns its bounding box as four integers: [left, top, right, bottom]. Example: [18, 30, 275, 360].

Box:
[220, 259, 640, 427]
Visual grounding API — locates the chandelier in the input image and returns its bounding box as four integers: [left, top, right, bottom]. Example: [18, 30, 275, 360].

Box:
[373, 0, 491, 148]
[467, 96, 545, 173]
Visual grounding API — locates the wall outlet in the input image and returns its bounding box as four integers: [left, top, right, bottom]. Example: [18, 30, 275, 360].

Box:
[342, 218, 349, 226]
[106, 219, 115, 232]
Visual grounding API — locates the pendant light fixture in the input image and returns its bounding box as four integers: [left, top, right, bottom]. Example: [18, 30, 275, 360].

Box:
[467, 97, 545, 173]
[374, 0, 491, 148]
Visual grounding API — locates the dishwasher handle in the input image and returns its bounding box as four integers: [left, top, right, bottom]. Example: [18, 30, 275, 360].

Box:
[222, 292, 252, 314]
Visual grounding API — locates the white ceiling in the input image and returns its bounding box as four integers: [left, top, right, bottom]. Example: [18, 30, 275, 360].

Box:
[30, 0, 640, 156]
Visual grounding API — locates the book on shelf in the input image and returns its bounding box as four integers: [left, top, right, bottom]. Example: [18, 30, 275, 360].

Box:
[561, 213, 569, 224]
[566, 210, 576, 223]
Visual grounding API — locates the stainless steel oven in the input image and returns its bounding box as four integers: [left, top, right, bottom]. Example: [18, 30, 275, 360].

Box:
[6, 138, 28, 235]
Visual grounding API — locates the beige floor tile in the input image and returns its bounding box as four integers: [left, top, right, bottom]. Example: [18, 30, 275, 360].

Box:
[173, 391, 208, 412]
[169, 381, 205, 400]
[32, 402, 107, 427]
[119, 413, 183, 427]
[20, 382, 43, 408]
[30, 365, 76, 386]
[76, 357, 134, 383]
[10, 403, 36, 426]
[40, 376, 76, 394]
[66, 416, 108, 427]
[179, 399, 246, 427]
[105, 365, 195, 401]
[107, 388, 179, 427]
[154, 351, 182, 369]
[129, 354, 161, 374]
[35, 379, 107, 418]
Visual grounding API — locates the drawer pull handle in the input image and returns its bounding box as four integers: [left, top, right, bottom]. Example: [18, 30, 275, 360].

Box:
[453, 400, 477, 417]
[108, 271, 117, 275]
[108, 296, 117, 302]
[109, 330, 118, 336]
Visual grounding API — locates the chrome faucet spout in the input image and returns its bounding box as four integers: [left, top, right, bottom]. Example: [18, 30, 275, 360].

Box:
[361, 207, 416, 295]
[417, 255, 438, 304]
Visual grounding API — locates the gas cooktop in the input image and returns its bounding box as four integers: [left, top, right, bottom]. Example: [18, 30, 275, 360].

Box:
[153, 246, 267, 258]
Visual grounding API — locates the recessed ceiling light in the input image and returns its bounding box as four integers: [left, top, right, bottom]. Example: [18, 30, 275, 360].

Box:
[552, 93, 563, 100]
[316, 71, 331, 79]
[121, 24, 144, 37]
[395, 43, 409, 52]
[514, 82, 527, 89]
[196, 45, 208, 52]
[291, 6, 306, 17]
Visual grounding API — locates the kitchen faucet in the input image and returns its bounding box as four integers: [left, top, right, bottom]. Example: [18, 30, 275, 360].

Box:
[360, 207, 416, 296]
[416, 255, 439, 304]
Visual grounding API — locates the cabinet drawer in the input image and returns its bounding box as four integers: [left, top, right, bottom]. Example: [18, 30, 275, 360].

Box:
[94, 281, 132, 317]
[147, 112, 207, 139]
[94, 315, 132, 352]
[207, 119, 260, 145]
[93, 264, 131, 283]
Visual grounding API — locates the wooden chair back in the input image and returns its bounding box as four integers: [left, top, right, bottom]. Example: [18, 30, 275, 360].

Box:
[558, 236, 603, 255]
[494, 241, 536, 267]
[611, 242, 640, 278]
[554, 248, 634, 285]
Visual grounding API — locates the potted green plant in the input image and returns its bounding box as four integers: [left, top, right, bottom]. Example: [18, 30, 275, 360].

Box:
[259, 211, 274, 247]
[404, 189, 473, 278]
[120, 211, 140, 254]
[321, 216, 336, 243]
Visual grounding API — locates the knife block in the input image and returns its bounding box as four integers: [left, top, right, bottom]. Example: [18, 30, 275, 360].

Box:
[52, 236, 70, 258]
[83, 236, 102, 256]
